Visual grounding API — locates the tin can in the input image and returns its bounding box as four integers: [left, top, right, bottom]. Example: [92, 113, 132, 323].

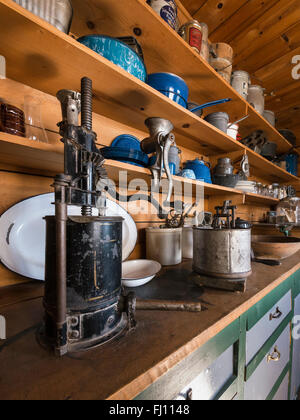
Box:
[148, 0, 178, 30]
[178, 20, 203, 54]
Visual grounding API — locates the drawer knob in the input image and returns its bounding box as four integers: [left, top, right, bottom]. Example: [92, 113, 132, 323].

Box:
[267, 346, 281, 363]
[269, 307, 283, 321]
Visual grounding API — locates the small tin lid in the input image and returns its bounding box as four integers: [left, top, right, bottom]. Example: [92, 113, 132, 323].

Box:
[179, 19, 202, 31]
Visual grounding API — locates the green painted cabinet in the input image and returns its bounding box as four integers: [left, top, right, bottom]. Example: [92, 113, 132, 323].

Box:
[135, 320, 240, 400]
[291, 279, 300, 400]
[135, 270, 300, 401]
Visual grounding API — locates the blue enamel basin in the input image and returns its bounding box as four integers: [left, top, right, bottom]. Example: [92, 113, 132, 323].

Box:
[77, 35, 147, 82]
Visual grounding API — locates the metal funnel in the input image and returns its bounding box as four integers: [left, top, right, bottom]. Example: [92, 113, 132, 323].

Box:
[145, 118, 174, 138]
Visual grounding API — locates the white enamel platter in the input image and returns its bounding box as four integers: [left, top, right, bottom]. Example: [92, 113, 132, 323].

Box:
[0, 193, 137, 281]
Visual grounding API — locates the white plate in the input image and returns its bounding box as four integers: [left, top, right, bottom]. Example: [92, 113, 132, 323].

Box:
[0, 193, 137, 281]
[122, 260, 161, 288]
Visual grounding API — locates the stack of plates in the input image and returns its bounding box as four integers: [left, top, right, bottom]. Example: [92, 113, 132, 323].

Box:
[101, 134, 149, 168]
[236, 180, 257, 193]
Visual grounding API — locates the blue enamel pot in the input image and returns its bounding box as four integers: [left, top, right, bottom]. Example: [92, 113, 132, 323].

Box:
[147, 73, 189, 108]
[184, 159, 212, 184]
[77, 35, 147, 82]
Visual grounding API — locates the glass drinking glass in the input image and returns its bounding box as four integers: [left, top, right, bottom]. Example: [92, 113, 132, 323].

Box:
[24, 95, 48, 143]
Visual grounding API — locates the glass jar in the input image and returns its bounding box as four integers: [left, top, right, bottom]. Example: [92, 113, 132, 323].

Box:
[272, 183, 280, 199]
[24, 95, 48, 143]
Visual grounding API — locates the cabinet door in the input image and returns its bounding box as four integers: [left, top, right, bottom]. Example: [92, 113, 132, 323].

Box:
[244, 324, 291, 400]
[177, 345, 235, 401]
[291, 293, 300, 399]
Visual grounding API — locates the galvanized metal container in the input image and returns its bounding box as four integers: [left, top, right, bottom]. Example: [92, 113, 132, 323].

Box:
[13, 0, 73, 34]
[193, 227, 252, 279]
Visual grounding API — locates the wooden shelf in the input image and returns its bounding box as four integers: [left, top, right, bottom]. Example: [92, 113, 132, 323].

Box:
[0, 132, 289, 207]
[0, 132, 245, 198]
[70, 0, 294, 155]
[0, 1, 298, 186]
[243, 193, 279, 206]
[0, 0, 244, 156]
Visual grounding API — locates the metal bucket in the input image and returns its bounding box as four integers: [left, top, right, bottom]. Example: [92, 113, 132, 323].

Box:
[193, 227, 252, 279]
[13, 0, 73, 34]
[205, 112, 230, 133]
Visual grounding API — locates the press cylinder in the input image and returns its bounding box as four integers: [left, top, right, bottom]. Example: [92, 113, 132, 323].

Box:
[43, 215, 126, 351]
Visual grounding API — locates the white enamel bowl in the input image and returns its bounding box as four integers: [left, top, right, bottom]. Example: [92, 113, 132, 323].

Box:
[122, 260, 162, 288]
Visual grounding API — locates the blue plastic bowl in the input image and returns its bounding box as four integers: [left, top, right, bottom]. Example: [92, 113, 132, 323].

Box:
[147, 73, 189, 108]
[101, 147, 149, 168]
[77, 35, 147, 82]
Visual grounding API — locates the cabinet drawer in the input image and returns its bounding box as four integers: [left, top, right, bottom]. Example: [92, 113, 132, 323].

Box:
[273, 373, 289, 401]
[244, 324, 291, 400]
[177, 345, 234, 401]
[246, 291, 292, 364]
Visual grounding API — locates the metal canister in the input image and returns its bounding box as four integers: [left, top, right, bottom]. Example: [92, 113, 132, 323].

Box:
[193, 227, 252, 279]
[12, 0, 73, 34]
[247, 85, 265, 115]
[231, 70, 250, 100]
[178, 20, 203, 54]
[148, 0, 178, 30]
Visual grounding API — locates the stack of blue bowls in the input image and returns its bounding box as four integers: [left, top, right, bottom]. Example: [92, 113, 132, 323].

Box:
[101, 135, 149, 168]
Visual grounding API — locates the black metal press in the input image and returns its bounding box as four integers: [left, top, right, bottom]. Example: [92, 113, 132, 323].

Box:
[40, 77, 135, 356]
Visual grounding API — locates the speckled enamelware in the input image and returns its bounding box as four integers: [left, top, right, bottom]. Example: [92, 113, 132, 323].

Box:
[77, 35, 147, 82]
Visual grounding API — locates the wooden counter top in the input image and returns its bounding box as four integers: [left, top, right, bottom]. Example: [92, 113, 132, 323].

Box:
[1, 255, 300, 400]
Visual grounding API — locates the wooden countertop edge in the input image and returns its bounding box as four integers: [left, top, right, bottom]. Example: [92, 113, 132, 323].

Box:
[107, 261, 300, 400]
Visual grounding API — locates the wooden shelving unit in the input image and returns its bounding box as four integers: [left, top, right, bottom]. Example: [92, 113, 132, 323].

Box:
[0, 132, 288, 205]
[70, 0, 295, 155]
[0, 0, 298, 205]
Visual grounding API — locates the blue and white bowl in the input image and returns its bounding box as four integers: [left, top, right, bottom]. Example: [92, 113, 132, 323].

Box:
[77, 35, 147, 82]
